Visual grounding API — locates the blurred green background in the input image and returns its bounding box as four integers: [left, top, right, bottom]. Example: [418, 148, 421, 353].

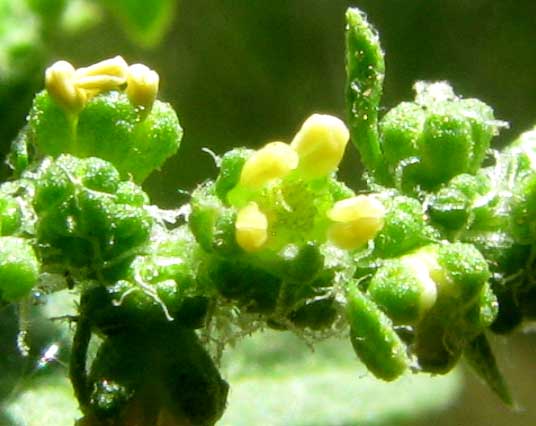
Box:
[1, 1, 536, 425]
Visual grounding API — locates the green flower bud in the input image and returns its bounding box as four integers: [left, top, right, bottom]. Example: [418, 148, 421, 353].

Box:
[0, 236, 40, 302]
[378, 82, 500, 191]
[115, 181, 150, 207]
[215, 148, 253, 201]
[77, 92, 182, 183]
[80, 157, 121, 193]
[368, 255, 437, 324]
[33, 155, 78, 212]
[27, 87, 182, 184]
[190, 183, 240, 255]
[373, 195, 439, 258]
[437, 242, 490, 303]
[419, 111, 474, 185]
[104, 204, 153, 260]
[346, 285, 410, 381]
[28, 90, 77, 157]
[428, 173, 490, 231]
[379, 102, 424, 170]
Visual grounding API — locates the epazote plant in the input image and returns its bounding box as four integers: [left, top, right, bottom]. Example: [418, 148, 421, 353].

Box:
[0, 6, 534, 425]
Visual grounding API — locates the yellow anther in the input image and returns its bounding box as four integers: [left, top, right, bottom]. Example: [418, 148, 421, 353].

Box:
[239, 142, 299, 189]
[327, 195, 385, 249]
[73, 56, 128, 98]
[45, 60, 86, 112]
[74, 56, 129, 80]
[74, 75, 127, 90]
[126, 63, 160, 111]
[235, 202, 268, 252]
[401, 252, 438, 315]
[290, 114, 350, 179]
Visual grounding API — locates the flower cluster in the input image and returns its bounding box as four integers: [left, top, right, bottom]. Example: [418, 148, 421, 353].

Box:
[1, 7, 535, 425]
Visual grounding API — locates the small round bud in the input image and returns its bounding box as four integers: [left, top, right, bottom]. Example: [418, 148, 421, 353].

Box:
[368, 254, 438, 324]
[45, 60, 86, 112]
[327, 195, 385, 249]
[235, 202, 268, 252]
[291, 114, 349, 179]
[126, 63, 160, 112]
[238, 142, 298, 189]
[0, 237, 40, 302]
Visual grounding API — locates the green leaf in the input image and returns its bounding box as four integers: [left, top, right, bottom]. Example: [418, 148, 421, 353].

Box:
[97, 0, 177, 47]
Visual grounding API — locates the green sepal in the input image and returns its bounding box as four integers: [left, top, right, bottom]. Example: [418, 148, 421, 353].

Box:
[437, 242, 490, 303]
[77, 92, 182, 183]
[463, 333, 513, 406]
[428, 173, 490, 232]
[367, 258, 430, 325]
[379, 102, 424, 182]
[27, 90, 76, 157]
[373, 195, 439, 258]
[345, 8, 386, 181]
[215, 148, 252, 202]
[346, 284, 410, 381]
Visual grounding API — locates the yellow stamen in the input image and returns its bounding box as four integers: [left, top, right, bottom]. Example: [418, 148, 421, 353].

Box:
[327, 195, 385, 249]
[74, 56, 129, 80]
[239, 142, 298, 189]
[45, 60, 86, 112]
[401, 252, 439, 316]
[126, 63, 160, 111]
[74, 75, 127, 90]
[72, 56, 128, 101]
[235, 202, 268, 252]
[291, 114, 350, 179]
